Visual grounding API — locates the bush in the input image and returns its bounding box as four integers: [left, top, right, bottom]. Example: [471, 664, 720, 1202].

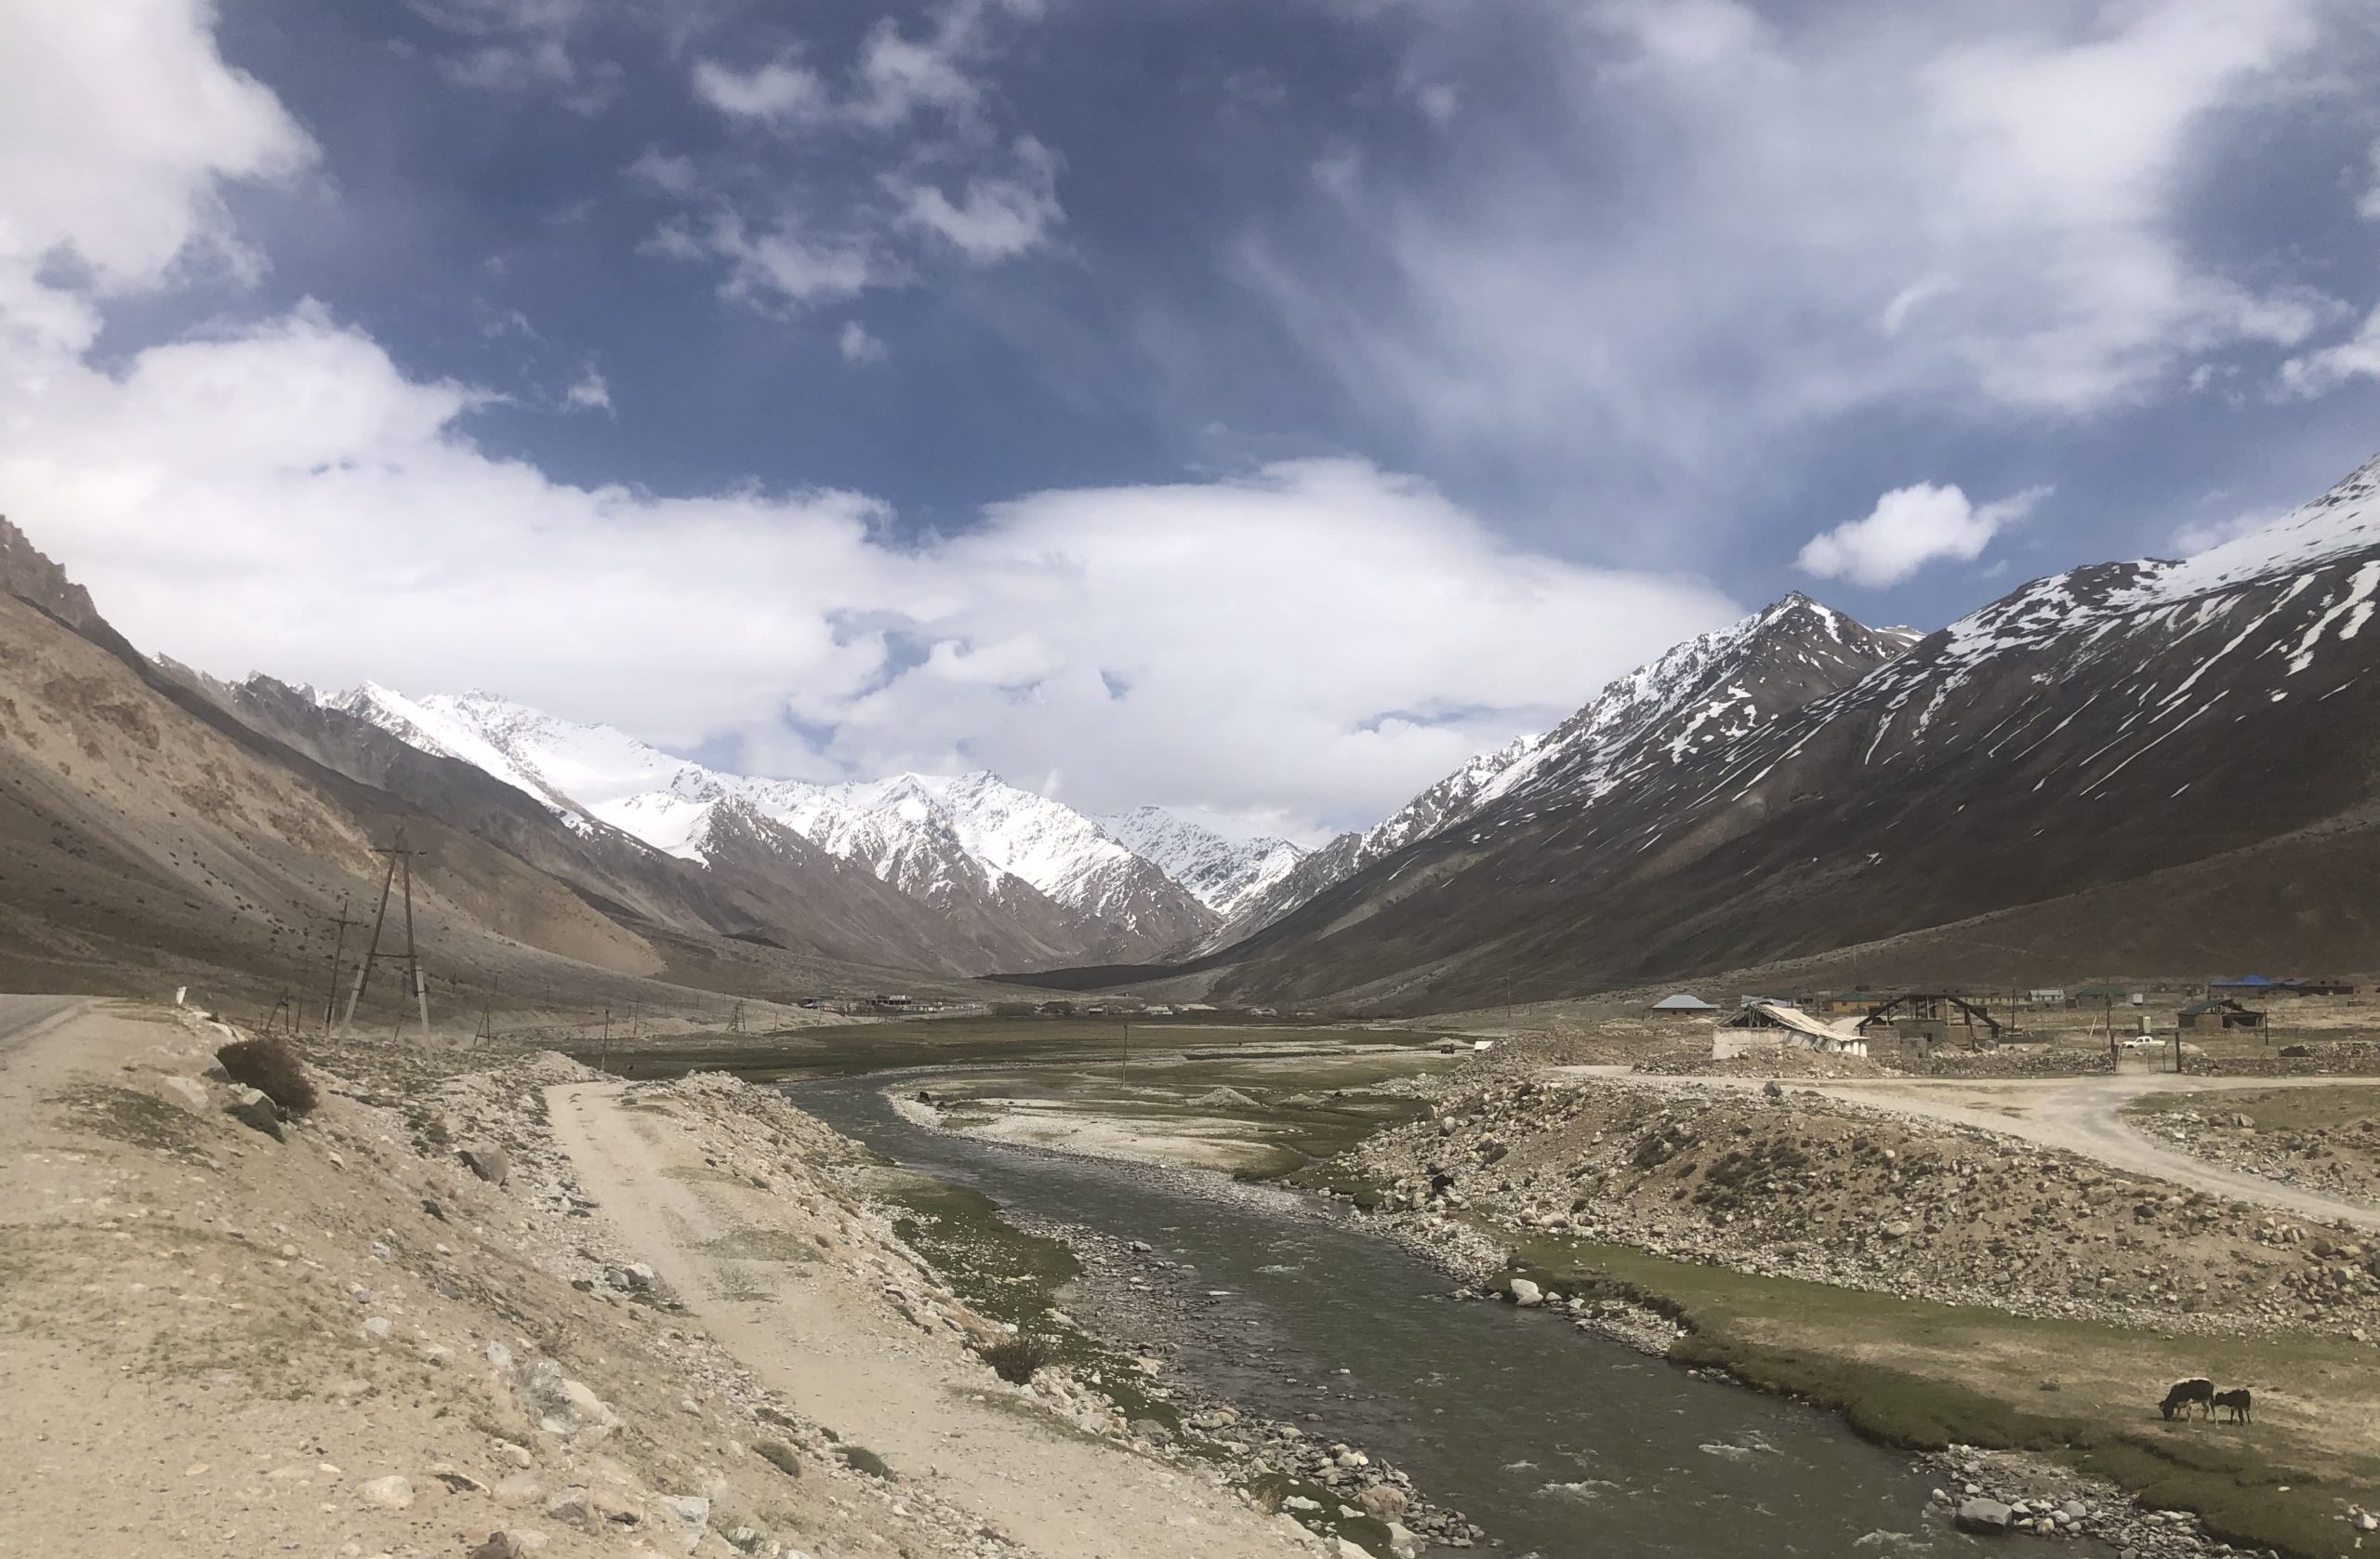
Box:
[217, 1036, 318, 1116]
[979, 1332, 1055, 1384]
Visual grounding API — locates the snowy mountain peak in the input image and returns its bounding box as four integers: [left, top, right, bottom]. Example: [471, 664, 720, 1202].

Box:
[335, 687, 1216, 944]
[1096, 806, 1308, 915]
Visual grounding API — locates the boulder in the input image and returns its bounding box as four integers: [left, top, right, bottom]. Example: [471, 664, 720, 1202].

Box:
[542, 1486, 592, 1527]
[652, 1494, 711, 1554]
[222, 1085, 284, 1142]
[1955, 1498, 2014, 1534]
[512, 1360, 618, 1445]
[159, 1075, 211, 1112]
[1358, 1484, 1410, 1518]
[460, 1143, 509, 1185]
[1507, 1277, 1543, 1307]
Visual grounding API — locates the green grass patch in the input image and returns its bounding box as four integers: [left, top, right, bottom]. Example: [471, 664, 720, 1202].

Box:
[1503, 1234, 2379, 1559]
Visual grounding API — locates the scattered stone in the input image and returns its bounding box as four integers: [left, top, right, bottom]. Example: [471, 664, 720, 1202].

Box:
[652, 1493, 711, 1554]
[1507, 1277, 1543, 1307]
[1955, 1498, 2014, 1534]
[468, 1532, 548, 1559]
[356, 1474, 414, 1510]
[430, 1463, 491, 1495]
[493, 1472, 543, 1506]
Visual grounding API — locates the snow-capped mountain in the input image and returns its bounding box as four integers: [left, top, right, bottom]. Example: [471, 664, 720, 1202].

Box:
[1204, 593, 1917, 949]
[1209, 455, 2380, 1009]
[1096, 806, 1308, 916]
[330, 687, 1216, 961]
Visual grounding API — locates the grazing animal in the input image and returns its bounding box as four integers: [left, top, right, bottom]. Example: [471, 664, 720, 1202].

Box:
[2213, 1388, 2253, 1424]
[2160, 1378, 2215, 1421]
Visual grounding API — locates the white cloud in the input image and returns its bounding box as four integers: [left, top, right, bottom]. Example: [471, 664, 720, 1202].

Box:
[2170, 505, 2284, 558]
[1796, 482, 2050, 588]
[2, 297, 1737, 827]
[624, 148, 699, 194]
[2274, 303, 2380, 399]
[2358, 137, 2380, 221]
[1252, 0, 2353, 512]
[839, 321, 887, 364]
[892, 138, 1062, 261]
[0, 0, 314, 354]
[653, 210, 888, 309]
[692, 58, 827, 126]
[563, 364, 612, 412]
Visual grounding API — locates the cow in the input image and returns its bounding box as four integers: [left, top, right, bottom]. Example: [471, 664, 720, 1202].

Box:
[2160, 1379, 2215, 1421]
[2213, 1388, 2253, 1425]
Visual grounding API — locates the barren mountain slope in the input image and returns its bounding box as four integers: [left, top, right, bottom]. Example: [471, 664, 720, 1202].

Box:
[1207, 457, 2380, 1010]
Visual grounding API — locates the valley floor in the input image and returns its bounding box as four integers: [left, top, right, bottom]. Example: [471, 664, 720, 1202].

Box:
[898, 1027, 2380, 1559]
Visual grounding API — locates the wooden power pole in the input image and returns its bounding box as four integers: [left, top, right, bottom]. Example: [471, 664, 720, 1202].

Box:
[338, 831, 430, 1039]
[320, 894, 361, 1034]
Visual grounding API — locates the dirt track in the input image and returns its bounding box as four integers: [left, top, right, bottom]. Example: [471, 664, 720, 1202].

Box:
[545, 1079, 1307, 1559]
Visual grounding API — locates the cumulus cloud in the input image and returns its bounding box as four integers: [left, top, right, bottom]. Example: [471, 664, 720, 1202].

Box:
[0, 0, 1732, 832]
[0, 0, 314, 354]
[892, 137, 1062, 261]
[1796, 482, 2050, 588]
[692, 57, 828, 126]
[2359, 138, 2380, 222]
[2274, 303, 2380, 399]
[4, 307, 1737, 826]
[652, 210, 888, 309]
[563, 364, 612, 412]
[839, 321, 888, 363]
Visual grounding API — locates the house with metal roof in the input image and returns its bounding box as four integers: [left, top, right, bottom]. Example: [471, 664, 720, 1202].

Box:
[1712, 1000, 1868, 1058]
[1649, 992, 1716, 1014]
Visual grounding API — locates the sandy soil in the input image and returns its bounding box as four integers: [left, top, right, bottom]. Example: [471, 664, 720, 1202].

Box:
[0, 997, 1319, 1559]
[544, 1079, 1313, 1559]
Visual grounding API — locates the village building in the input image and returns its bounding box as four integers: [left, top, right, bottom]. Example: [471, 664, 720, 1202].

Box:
[1852, 990, 2003, 1045]
[1712, 1000, 1868, 1059]
[2208, 974, 2276, 999]
[2178, 997, 2265, 1032]
[1649, 992, 1716, 1015]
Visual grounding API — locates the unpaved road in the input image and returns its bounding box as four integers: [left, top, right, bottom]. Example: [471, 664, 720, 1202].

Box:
[546, 1079, 1305, 1559]
[0, 994, 87, 1065]
[1561, 1065, 2380, 1230]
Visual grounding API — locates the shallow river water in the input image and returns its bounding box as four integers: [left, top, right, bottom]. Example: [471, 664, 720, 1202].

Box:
[788, 1072, 2021, 1559]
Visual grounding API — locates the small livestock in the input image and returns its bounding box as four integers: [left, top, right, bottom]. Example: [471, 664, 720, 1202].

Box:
[2160, 1379, 2215, 1421]
[2212, 1388, 2253, 1424]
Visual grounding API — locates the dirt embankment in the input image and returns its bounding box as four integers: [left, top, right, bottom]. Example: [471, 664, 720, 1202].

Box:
[2130, 1087, 2380, 1208]
[0, 1003, 1325, 1559]
[1342, 1069, 2380, 1336]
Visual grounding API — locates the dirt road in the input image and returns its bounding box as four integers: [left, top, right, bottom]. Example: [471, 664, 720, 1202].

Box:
[0, 993, 88, 1064]
[1563, 1065, 2380, 1229]
[545, 1079, 1306, 1559]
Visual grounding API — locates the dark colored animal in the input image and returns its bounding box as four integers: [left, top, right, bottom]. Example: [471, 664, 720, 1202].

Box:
[2160, 1378, 2215, 1420]
[2213, 1388, 2253, 1424]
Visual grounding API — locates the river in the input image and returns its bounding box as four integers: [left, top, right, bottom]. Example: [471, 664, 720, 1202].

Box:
[788, 1070, 2022, 1559]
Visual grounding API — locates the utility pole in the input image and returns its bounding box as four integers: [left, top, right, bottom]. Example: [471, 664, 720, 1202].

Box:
[339, 831, 429, 1039]
[320, 894, 359, 1034]
[473, 978, 498, 1048]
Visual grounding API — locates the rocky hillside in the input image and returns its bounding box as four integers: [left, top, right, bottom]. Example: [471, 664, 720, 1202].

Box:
[1197, 595, 1917, 954]
[0, 517, 1037, 1012]
[1202, 457, 2380, 1009]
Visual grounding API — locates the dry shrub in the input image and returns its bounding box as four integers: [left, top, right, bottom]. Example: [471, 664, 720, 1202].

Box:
[979, 1333, 1055, 1384]
[217, 1036, 318, 1116]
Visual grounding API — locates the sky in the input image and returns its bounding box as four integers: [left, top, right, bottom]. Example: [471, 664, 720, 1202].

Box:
[4, 0, 2380, 841]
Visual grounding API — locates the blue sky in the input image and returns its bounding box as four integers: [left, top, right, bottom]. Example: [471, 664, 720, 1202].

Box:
[7, 0, 2380, 836]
